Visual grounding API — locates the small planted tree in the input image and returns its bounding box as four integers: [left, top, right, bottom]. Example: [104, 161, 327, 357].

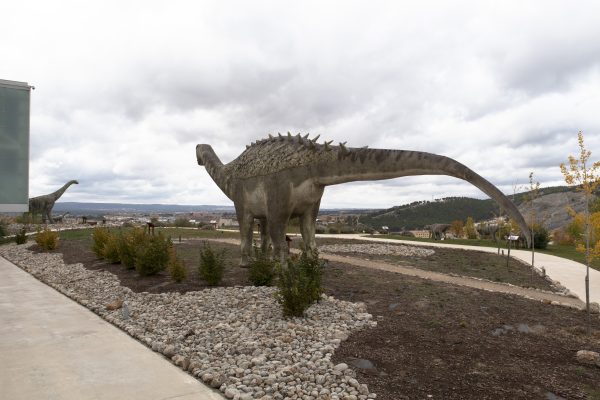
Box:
[167, 245, 187, 283]
[198, 241, 226, 285]
[135, 232, 171, 276]
[248, 244, 276, 286]
[35, 229, 59, 250]
[560, 131, 600, 333]
[102, 233, 121, 264]
[92, 227, 111, 258]
[118, 228, 146, 269]
[275, 250, 324, 317]
[0, 219, 7, 237]
[525, 171, 541, 266]
[450, 220, 464, 238]
[15, 227, 28, 244]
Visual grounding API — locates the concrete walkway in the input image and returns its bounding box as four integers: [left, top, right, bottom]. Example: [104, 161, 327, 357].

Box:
[319, 234, 600, 305]
[0, 256, 224, 400]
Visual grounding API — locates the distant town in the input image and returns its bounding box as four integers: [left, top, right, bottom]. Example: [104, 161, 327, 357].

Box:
[2, 185, 592, 242]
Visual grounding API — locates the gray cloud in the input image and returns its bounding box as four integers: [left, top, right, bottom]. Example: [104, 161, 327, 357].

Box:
[3, 1, 600, 208]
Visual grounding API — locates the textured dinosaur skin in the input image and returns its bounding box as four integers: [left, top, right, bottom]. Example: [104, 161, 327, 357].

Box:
[197, 134, 531, 265]
[28, 180, 78, 223]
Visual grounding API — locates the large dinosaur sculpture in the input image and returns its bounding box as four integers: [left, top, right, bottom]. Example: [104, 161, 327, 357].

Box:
[29, 180, 78, 223]
[197, 134, 531, 265]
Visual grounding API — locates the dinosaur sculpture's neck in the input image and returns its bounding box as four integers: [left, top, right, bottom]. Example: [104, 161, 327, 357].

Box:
[52, 180, 77, 201]
[196, 145, 232, 200]
[317, 148, 531, 245]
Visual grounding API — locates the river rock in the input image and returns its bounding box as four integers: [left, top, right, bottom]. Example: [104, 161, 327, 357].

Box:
[576, 350, 600, 367]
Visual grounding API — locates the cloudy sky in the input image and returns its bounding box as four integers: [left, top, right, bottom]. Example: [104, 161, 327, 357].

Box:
[2, 1, 599, 209]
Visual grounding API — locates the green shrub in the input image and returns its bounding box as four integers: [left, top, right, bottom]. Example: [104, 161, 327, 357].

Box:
[35, 229, 59, 250]
[327, 226, 340, 234]
[198, 241, 225, 286]
[340, 225, 355, 234]
[15, 227, 28, 244]
[135, 232, 171, 276]
[0, 220, 7, 237]
[532, 224, 550, 249]
[248, 245, 275, 286]
[168, 246, 187, 282]
[174, 217, 193, 227]
[275, 250, 324, 317]
[315, 226, 326, 234]
[118, 228, 146, 269]
[103, 233, 121, 263]
[92, 227, 111, 257]
[362, 227, 376, 234]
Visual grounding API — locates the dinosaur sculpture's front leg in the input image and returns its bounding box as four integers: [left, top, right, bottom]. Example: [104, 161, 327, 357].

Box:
[299, 202, 320, 253]
[237, 209, 254, 267]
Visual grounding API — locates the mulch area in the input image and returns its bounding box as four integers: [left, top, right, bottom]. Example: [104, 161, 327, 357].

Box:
[315, 238, 557, 292]
[33, 237, 600, 399]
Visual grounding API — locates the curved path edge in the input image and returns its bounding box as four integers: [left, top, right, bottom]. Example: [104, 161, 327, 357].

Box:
[201, 237, 585, 310]
[319, 234, 600, 305]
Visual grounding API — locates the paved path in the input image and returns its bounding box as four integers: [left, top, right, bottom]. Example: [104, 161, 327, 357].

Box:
[319, 234, 600, 305]
[0, 256, 224, 400]
[200, 238, 584, 308]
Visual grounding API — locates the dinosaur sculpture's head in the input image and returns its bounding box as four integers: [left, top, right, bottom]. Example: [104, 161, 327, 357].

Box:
[72, 180, 79, 185]
[196, 144, 208, 165]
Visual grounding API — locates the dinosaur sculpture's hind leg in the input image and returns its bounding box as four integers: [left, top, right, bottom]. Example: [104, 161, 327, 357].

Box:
[41, 207, 49, 224]
[267, 213, 290, 265]
[46, 207, 54, 224]
[259, 218, 271, 254]
[236, 208, 254, 267]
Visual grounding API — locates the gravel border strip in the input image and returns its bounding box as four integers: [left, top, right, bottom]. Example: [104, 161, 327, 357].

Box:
[0, 243, 378, 400]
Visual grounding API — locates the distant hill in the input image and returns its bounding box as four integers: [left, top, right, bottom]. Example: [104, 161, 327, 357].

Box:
[53, 202, 235, 216]
[360, 197, 497, 231]
[359, 186, 586, 231]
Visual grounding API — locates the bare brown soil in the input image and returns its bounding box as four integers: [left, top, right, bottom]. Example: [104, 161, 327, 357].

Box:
[35, 235, 600, 399]
[315, 237, 557, 291]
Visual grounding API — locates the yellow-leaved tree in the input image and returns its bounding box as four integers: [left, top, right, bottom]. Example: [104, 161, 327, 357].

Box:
[559, 131, 600, 331]
[450, 220, 464, 238]
[525, 171, 540, 267]
[465, 217, 477, 239]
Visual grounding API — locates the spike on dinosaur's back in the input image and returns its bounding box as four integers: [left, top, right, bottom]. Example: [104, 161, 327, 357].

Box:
[224, 133, 344, 179]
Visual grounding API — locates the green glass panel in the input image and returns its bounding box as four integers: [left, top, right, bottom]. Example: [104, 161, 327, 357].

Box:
[0, 80, 30, 211]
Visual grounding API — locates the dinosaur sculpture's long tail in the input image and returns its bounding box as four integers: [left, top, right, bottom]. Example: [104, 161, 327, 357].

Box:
[318, 148, 532, 246]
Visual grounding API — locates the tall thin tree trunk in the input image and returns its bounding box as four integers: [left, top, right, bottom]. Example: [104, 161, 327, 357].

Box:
[585, 196, 591, 335]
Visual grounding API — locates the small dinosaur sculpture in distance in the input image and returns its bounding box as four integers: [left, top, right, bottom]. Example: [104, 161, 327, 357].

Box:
[476, 222, 501, 243]
[425, 223, 451, 240]
[29, 180, 78, 223]
[197, 134, 531, 265]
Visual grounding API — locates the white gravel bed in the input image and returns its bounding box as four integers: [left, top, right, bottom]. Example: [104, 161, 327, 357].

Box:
[319, 243, 435, 257]
[0, 243, 377, 400]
